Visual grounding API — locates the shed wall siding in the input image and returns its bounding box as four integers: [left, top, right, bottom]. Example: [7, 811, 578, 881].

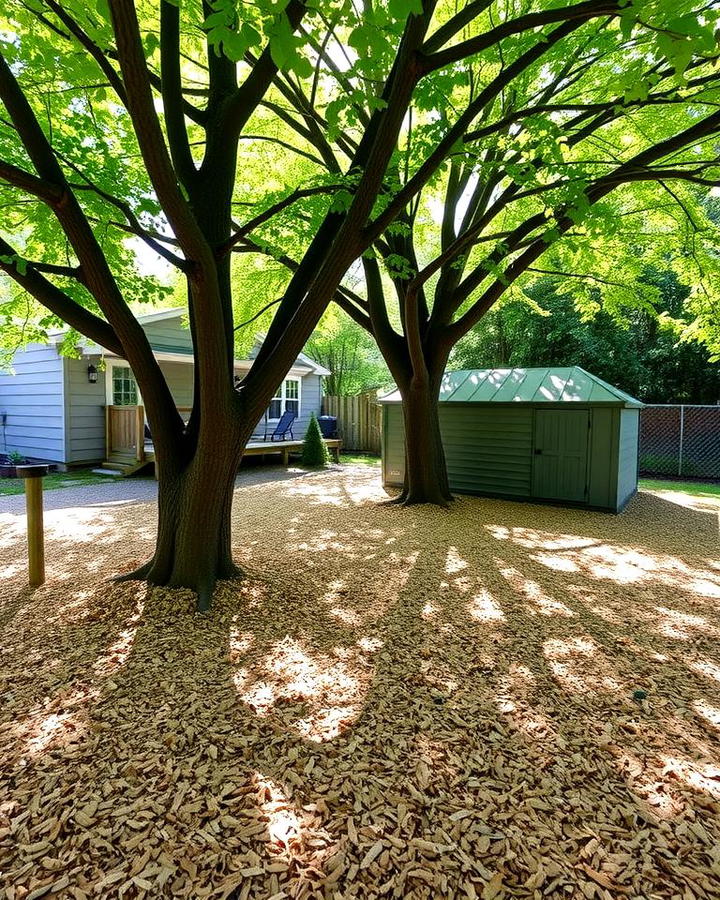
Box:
[443, 406, 533, 495]
[383, 401, 630, 511]
[383, 405, 406, 486]
[65, 355, 106, 463]
[587, 407, 616, 510]
[616, 408, 639, 510]
[383, 404, 534, 496]
[0, 344, 65, 462]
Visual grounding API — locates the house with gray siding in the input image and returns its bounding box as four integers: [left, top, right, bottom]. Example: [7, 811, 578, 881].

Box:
[0, 308, 328, 472]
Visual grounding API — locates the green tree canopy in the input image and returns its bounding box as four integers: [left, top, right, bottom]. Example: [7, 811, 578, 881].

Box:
[452, 274, 720, 404]
[227, 0, 720, 502]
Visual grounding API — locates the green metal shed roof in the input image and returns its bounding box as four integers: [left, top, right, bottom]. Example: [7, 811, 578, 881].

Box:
[379, 367, 643, 407]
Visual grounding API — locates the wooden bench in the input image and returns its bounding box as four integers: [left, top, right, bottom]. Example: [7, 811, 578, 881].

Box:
[242, 438, 342, 466]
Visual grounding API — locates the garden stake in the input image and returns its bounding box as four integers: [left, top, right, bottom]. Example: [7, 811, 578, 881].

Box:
[16, 465, 48, 586]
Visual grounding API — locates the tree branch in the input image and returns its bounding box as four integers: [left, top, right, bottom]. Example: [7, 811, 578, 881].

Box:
[217, 0, 307, 147]
[160, 0, 196, 185]
[66, 173, 188, 270]
[108, 0, 211, 264]
[219, 184, 340, 257]
[423, 0, 494, 54]
[448, 107, 720, 339]
[0, 235, 122, 355]
[0, 41, 184, 446]
[39, 0, 128, 107]
[419, 0, 619, 74]
[364, 17, 590, 244]
[0, 159, 63, 203]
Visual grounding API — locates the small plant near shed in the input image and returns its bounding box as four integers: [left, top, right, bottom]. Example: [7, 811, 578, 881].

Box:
[301, 414, 330, 468]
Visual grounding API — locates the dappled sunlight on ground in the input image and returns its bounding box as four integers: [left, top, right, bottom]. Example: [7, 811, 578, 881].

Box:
[497, 559, 576, 617]
[468, 589, 506, 623]
[543, 635, 623, 694]
[234, 636, 365, 742]
[646, 486, 720, 518]
[487, 521, 720, 599]
[1, 469, 720, 897]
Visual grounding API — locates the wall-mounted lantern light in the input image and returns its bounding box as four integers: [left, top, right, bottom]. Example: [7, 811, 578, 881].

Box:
[87, 364, 98, 384]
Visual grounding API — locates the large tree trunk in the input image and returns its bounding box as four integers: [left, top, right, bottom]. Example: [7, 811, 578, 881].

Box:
[396, 375, 453, 506]
[121, 411, 250, 611]
[127, 172, 246, 611]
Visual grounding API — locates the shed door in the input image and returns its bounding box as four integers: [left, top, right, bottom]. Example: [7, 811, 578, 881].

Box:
[532, 409, 589, 502]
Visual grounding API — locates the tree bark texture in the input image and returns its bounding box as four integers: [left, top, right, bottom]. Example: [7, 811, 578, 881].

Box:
[396, 372, 453, 506]
[122, 414, 253, 611]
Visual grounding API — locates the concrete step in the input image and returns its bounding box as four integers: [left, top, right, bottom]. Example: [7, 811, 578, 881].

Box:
[91, 468, 124, 477]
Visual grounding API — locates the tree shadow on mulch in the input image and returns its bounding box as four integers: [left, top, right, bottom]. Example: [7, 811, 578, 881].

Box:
[2, 475, 720, 898]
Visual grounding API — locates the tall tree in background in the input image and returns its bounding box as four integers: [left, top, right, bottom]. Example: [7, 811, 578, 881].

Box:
[306, 310, 389, 397]
[256, 1, 720, 505]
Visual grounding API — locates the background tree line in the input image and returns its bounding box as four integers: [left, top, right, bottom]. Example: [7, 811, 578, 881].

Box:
[314, 266, 720, 406]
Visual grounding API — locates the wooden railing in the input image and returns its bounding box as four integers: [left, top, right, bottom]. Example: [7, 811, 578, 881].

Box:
[105, 405, 145, 462]
[105, 405, 194, 463]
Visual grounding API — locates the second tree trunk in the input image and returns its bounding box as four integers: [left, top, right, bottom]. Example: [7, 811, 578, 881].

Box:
[398, 378, 452, 506]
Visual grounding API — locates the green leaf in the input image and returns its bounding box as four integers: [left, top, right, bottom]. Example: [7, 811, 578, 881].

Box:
[144, 33, 160, 58]
[388, 0, 423, 21]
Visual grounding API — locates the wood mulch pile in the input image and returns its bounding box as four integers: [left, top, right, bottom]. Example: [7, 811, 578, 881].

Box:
[1, 467, 720, 899]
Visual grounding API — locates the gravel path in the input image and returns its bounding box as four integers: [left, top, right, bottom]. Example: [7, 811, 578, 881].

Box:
[1, 468, 720, 899]
[0, 463, 319, 515]
[0, 476, 159, 516]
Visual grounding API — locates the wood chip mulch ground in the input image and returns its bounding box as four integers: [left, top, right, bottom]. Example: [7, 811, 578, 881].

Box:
[1, 467, 720, 899]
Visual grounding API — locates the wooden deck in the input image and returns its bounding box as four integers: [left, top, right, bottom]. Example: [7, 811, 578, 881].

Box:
[144, 438, 342, 472]
[102, 404, 342, 476]
[243, 438, 342, 464]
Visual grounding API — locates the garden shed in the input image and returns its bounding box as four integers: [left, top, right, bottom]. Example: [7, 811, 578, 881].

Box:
[380, 367, 643, 513]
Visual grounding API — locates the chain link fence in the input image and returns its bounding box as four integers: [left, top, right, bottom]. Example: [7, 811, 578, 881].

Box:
[640, 405, 720, 479]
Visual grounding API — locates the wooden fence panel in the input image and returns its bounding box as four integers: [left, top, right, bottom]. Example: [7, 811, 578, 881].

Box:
[322, 391, 382, 454]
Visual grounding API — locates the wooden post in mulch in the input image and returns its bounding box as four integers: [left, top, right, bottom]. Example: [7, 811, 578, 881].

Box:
[16, 464, 49, 586]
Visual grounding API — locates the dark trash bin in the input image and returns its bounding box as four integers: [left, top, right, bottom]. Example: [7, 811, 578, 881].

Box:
[318, 415, 337, 438]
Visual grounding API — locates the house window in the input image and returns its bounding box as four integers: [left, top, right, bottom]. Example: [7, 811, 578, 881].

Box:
[285, 378, 299, 417]
[112, 366, 138, 406]
[268, 377, 301, 420]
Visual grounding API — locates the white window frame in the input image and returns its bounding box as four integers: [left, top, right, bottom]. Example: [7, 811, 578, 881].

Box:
[267, 376, 301, 421]
[106, 361, 142, 407]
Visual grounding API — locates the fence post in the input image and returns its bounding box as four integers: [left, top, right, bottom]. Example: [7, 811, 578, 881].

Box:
[16, 464, 49, 587]
[678, 404, 684, 477]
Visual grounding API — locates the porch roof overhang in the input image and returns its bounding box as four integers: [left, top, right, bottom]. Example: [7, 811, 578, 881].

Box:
[51, 307, 331, 376]
[83, 345, 315, 376]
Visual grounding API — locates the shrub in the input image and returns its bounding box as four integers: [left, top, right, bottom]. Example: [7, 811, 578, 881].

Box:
[301, 413, 330, 468]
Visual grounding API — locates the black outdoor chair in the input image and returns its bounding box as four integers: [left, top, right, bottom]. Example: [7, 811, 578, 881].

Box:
[270, 410, 296, 441]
